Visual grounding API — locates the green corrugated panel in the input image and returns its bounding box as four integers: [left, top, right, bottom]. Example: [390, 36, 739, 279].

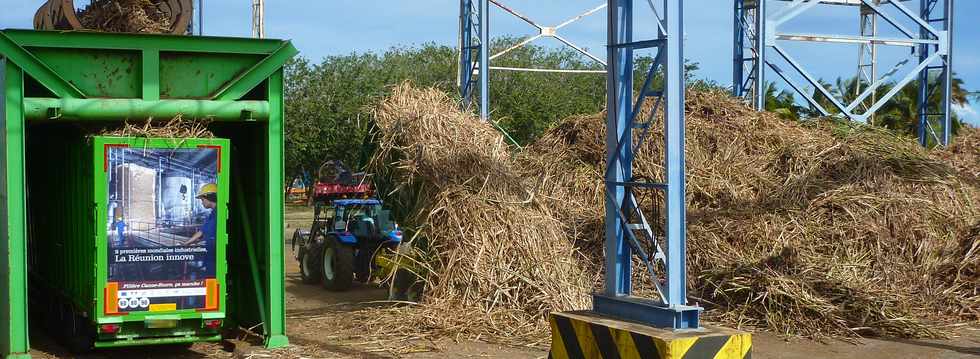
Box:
[25, 47, 141, 98]
[159, 52, 264, 99]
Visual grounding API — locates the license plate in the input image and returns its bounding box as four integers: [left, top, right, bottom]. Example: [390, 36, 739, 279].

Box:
[145, 319, 178, 329]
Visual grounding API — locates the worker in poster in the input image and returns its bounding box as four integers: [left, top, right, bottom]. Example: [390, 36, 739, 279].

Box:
[184, 183, 218, 278]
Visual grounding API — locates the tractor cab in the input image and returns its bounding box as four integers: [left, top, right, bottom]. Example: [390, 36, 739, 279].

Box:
[323, 199, 403, 247]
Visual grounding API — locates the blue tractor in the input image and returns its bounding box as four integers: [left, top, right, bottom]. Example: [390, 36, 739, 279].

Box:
[293, 198, 404, 291]
[291, 161, 406, 291]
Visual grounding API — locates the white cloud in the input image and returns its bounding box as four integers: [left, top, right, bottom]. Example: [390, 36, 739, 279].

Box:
[953, 103, 980, 127]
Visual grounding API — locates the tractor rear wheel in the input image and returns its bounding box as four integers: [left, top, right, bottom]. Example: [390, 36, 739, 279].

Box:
[321, 236, 355, 291]
[299, 241, 323, 284]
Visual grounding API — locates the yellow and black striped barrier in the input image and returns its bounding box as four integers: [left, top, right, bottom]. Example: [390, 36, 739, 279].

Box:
[549, 311, 752, 359]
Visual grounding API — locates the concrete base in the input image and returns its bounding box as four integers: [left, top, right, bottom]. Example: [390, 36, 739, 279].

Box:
[549, 311, 751, 359]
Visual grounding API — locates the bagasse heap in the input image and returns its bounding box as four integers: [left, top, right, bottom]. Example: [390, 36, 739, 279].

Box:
[368, 83, 594, 343]
[78, 0, 174, 34]
[527, 89, 980, 338]
[369, 83, 978, 341]
[101, 116, 214, 139]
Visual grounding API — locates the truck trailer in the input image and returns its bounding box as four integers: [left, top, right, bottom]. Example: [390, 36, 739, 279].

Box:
[27, 133, 230, 351]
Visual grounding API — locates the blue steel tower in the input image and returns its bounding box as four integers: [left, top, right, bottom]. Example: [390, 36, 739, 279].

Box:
[733, 0, 955, 147]
[460, 0, 700, 329]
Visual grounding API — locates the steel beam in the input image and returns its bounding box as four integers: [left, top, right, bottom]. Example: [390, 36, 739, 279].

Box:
[479, 0, 489, 120]
[942, 0, 953, 145]
[0, 32, 84, 99]
[916, 0, 952, 147]
[260, 69, 288, 348]
[598, 0, 701, 330]
[664, 0, 687, 309]
[755, 0, 766, 110]
[851, 4, 883, 126]
[22, 98, 270, 121]
[457, 0, 607, 120]
[604, 0, 633, 299]
[777, 32, 934, 46]
[734, 0, 765, 109]
[1, 59, 32, 359]
[214, 42, 300, 101]
[3, 29, 285, 54]
[917, 0, 929, 143]
[733, 0, 745, 98]
[458, 0, 487, 119]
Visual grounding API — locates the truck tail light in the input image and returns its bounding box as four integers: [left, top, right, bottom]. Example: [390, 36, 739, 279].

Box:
[99, 324, 120, 334]
[203, 319, 222, 329]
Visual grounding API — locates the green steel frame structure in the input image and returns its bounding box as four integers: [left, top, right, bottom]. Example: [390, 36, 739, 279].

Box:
[0, 29, 297, 357]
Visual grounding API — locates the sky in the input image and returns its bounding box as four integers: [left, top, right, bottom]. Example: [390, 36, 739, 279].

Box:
[1, 0, 977, 125]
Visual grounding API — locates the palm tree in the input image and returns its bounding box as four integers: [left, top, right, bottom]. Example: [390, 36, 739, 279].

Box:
[762, 73, 972, 144]
[763, 82, 802, 120]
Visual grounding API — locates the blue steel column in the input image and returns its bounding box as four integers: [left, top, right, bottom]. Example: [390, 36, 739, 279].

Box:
[917, 0, 952, 147]
[754, 0, 766, 111]
[603, 0, 632, 298]
[733, 0, 744, 98]
[917, 0, 929, 145]
[459, 0, 473, 107]
[942, 0, 953, 145]
[665, 0, 686, 308]
[479, 0, 489, 120]
[594, 0, 700, 330]
[458, 0, 487, 120]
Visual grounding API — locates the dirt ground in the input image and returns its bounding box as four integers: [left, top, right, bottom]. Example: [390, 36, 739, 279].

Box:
[26, 205, 980, 358]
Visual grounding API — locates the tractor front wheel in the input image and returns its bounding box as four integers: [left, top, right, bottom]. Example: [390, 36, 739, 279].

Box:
[291, 229, 310, 259]
[299, 241, 323, 284]
[322, 236, 355, 291]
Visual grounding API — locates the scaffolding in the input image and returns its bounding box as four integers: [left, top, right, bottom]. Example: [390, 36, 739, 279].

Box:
[733, 0, 954, 146]
[458, 0, 607, 120]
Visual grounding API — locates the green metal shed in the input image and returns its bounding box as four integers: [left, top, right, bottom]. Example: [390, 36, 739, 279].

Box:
[0, 29, 297, 358]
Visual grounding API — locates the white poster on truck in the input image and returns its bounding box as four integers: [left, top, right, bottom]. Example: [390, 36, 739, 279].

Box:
[105, 146, 219, 313]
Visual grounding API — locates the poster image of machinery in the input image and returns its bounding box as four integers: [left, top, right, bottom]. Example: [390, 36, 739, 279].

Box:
[106, 146, 219, 312]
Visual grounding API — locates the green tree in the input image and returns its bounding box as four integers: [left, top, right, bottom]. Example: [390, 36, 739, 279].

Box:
[485, 37, 606, 145]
